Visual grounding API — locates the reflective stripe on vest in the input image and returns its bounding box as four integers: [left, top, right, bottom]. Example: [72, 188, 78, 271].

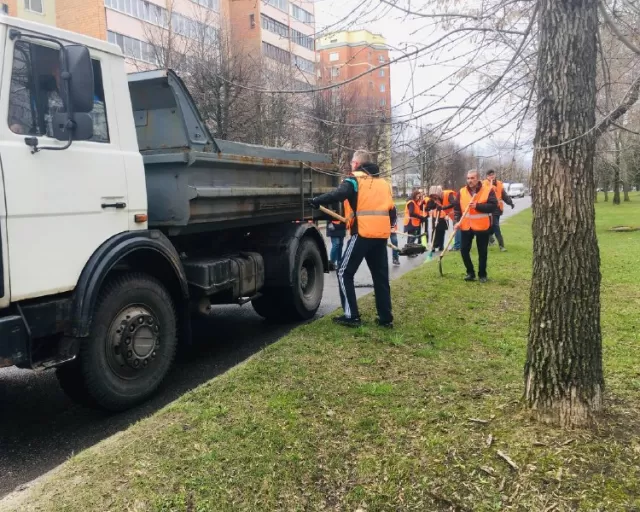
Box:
[354, 175, 394, 238]
[459, 185, 492, 231]
[403, 200, 421, 227]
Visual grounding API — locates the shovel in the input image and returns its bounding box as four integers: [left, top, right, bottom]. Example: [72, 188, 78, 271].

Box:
[318, 206, 426, 257]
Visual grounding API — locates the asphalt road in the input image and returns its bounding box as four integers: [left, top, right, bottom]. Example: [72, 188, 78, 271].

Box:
[0, 196, 530, 499]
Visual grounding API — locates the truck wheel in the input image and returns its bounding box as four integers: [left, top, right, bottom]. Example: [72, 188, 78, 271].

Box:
[253, 238, 324, 322]
[70, 273, 177, 411]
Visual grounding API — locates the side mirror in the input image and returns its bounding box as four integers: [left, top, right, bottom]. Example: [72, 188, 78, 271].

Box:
[60, 45, 94, 114]
[52, 113, 94, 142]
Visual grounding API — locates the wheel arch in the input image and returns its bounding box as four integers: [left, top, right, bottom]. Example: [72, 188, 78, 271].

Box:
[70, 230, 190, 342]
[257, 222, 329, 288]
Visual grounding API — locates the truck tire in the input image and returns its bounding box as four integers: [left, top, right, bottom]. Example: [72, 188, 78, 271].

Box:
[252, 238, 324, 322]
[60, 273, 177, 411]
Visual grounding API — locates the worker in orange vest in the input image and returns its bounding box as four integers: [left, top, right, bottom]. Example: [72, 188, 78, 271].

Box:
[403, 189, 428, 246]
[454, 169, 499, 283]
[483, 169, 514, 251]
[309, 152, 396, 328]
[424, 186, 456, 251]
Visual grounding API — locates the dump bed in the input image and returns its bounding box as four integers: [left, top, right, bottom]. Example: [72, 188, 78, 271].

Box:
[127, 70, 337, 235]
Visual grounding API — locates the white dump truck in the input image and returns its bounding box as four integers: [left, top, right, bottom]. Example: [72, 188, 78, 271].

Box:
[0, 16, 338, 411]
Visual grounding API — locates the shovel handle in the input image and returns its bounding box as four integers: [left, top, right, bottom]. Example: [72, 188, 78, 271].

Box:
[319, 205, 348, 223]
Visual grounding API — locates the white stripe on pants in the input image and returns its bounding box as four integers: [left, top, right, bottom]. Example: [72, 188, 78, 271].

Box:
[338, 234, 358, 318]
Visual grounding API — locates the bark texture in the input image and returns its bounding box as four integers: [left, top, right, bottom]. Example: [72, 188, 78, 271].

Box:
[525, 0, 604, 427]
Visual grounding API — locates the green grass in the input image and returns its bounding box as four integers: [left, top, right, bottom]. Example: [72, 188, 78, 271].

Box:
[5, 195, 640, 512]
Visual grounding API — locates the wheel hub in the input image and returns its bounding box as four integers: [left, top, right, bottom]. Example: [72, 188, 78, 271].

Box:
[110, 307, 160, 372]
[300, 266, 309, 290]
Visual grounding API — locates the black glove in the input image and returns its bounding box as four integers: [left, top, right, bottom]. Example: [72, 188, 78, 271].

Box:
[308, 198, 320, 209]
[510, 203, 515, 209]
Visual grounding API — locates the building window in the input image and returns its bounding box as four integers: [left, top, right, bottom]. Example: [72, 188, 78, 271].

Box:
[262, 41, 290, 65]
[379, 68, 384, 77]
[292, 54, 315, 73]
[329, 52, 339, 62]
[24, 0, 43, 13]
[378, 54, 385, 63]
[291, 4, 314, 24]
[261, 14, 289, 38]
[380, 98, 386, 107]
[108, 30, 159, 66]
[104, 0, 218, 41]
[331, 66, 339, 77]
[8, 40, 110, 143]
[369, 81, 373, 89]
[265, 0, 288, 12]
[291, 28, 314, 50]
[249, 13, 255, 28]
[380, 84, 385, 92]
[191, 0, 219, 10]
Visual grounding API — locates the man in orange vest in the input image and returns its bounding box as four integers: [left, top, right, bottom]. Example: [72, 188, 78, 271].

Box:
[483, 169, 514, 251]
[454, 169, 498, 283]
[309, 157, 396, 328]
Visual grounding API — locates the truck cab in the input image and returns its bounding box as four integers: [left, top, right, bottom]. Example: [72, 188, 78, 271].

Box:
[0, 16, 335, 411]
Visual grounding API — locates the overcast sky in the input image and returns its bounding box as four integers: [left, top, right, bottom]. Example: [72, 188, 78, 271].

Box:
[313, 0, 535, 166]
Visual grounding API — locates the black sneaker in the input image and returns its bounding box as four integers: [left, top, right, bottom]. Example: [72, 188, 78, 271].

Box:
[392, 258, 400, 266]
[479, 277, 488, 283]
[464, 274, 476, 281]
[332, 315, 362, 328]
[375, 318, 393, 328]
[328, 262, 337, 271]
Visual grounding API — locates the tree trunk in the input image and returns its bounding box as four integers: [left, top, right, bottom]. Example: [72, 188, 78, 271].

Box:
[525, 0, 604, 428]
[604, 186, 609, 202]
[613, 134, 621, 204]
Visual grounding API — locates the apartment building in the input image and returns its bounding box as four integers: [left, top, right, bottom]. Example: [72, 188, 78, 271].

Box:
[228, 0, 317, 87]
[2, 0, 57, 26]
[3, 0, 316, 84]
[317, 29, 390, 110]
[317, 30, 392, 176]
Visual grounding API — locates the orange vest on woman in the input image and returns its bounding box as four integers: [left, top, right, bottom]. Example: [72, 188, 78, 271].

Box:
[403, 200, 422, 227]
[458, 185, 492, 231]
[442, 190, 457, 220]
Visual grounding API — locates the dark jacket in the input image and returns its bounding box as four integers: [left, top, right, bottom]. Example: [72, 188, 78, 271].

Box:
[312, 163, 396, 236]
[453, 183, 498, 226]
[326, 220, 346, 237]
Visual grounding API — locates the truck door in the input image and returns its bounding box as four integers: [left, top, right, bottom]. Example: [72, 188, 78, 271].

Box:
[0, 35, 129, 301]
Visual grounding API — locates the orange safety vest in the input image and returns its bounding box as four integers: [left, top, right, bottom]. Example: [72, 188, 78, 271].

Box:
[442, 190, 456, 220]
[458, 184, 492, 231]
[403, 200, 422, 227]
[343, 172, 393, 238]
[483, 179, 503, 211]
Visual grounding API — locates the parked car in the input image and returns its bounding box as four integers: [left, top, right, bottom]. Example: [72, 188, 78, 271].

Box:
[508, 183, 526, 198]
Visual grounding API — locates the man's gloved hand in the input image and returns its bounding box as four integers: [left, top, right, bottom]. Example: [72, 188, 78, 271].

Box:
[308, 198, 320, 209]
[510, 203, 515, 209]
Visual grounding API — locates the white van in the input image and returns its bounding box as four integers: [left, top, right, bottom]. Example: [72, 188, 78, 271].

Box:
[508, 183, 526, 198]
